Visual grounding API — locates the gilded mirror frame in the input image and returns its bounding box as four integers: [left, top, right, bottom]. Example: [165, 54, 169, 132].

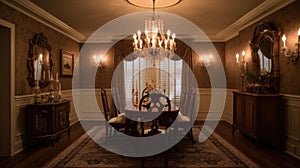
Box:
[27, 33, 53, 88]
[249, 22, 280, 93]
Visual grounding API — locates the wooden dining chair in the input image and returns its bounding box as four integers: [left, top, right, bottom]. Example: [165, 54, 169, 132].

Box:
[139, 92, 171, 136]
[173, 90, 196, 144]
[100, 88, 126, 140]
[139, 92, 171, 168]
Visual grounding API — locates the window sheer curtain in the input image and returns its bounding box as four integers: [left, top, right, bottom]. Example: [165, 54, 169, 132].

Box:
[176, 41, 194, 109]
[112, 40, 133, 113]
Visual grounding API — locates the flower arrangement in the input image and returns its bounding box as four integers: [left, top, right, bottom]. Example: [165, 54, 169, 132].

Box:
[245, 72, 275, 93]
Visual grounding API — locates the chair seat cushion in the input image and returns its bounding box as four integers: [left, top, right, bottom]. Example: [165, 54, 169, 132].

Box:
[108, 115, 126, 124]
[177, 112, 190, 122]
[118, 113, 125, 117]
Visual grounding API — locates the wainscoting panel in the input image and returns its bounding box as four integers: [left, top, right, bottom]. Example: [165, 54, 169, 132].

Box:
[196, 88, 234, 124]
[14, 94, 35, 155]
[61, 90, 78, 126]
[282, 94, 300, 159]
[222, 89, 234, 124]
[75, 89, 108, 121]
[12, 88, 300, 160]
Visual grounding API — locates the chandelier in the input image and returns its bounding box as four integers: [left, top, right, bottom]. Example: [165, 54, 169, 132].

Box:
[132, 0, 176, 58]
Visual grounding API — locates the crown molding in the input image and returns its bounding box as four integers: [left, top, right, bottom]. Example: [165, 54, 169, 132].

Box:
[1, 0, 85, 42]
[82, 0, 296, 42]
[217, 0, 296, 41]
[1, 0, 296, 43]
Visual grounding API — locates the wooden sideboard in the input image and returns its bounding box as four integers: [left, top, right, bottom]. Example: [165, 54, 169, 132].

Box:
[26, 100, 71, 145]
[232, 91, 282, 148]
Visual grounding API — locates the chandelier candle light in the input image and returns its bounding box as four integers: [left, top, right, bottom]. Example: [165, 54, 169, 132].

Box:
[131, 0, 177, 104]
[133, 0, 176, 56]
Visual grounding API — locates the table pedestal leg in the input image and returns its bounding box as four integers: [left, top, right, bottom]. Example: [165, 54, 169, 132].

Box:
[147, 120, 161, 136]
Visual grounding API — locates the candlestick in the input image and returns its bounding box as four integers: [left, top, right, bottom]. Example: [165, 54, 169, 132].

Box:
[43, 71, 45, 80]
[56, 72, 59, 81]
[58, 83, 61, 95]
[135, 91, 138, 105]
[48, 70, 50, 80]
[137, 30, 141, 39]
[136, 79, 138, 95]
[50, 72, 54, 81]
[242, 50, 246, 66]
[132, 61, 134, 95]
[34, 70, 36, 81]
[34, 81, 41, 104]
[36, 80, 39, 89]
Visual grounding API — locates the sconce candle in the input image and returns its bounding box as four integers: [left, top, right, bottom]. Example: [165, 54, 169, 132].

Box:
[236, 51, 247, 70]
[242, 50, 246, 68]
[236, 53, 239, 63]
[200, 54, 213, 67]
[242, 50, 246, 57]
[93, 54, 105, 68]
[298, 28, 300, 43]
[280, 30, 299, 65]
[282, 34, 287, 48]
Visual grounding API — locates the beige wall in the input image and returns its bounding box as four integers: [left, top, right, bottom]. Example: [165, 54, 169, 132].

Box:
[82, 41, 225, 89]
[79, 43, 115, 89]
[0, 2, 80, 156]
[0, 3, 80, 96]
[225, 0, 300, 95]
[225, 1, 300, 159]
[1, 0, 299, 158]
[193, 42, 225, 88]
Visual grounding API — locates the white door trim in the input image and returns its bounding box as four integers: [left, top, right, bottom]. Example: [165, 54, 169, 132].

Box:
[0, 19, 15, 156]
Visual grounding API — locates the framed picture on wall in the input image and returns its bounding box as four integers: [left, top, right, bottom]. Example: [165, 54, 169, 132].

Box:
[60, 49, 74, 77]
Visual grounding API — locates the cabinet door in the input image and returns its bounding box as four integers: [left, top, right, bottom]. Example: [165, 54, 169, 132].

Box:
[244, 96, 256, 136]
[31, 109, 50, 135]
[56, 103, 70, 131]
[234, 95, 244, 130]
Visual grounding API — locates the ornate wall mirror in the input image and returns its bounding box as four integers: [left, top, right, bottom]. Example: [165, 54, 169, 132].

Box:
[27, 33, 53, 88]
[249, 22, 280, 93]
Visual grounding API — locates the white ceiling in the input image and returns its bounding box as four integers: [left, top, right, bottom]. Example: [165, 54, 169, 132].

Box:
[2, 0, 295, 42]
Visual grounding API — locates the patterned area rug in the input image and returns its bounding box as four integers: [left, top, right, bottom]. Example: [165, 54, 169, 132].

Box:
[44, 126, 259, 168]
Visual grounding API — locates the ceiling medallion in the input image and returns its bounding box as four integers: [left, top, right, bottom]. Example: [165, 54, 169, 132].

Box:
[127, 0, 181, 9]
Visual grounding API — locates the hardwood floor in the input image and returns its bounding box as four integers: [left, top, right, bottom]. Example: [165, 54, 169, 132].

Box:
[0, 121, 299, 168]
[0, 123, 85, 168]
[214, 122, 300, 168]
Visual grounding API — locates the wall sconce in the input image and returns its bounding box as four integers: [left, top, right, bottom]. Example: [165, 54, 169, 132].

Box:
[236, 50, 247, 91]
[200, 54, 213, 67]
[281, 28, 300, 65]
[93, 54, 105, 70]
[236, 50, 247, 72]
